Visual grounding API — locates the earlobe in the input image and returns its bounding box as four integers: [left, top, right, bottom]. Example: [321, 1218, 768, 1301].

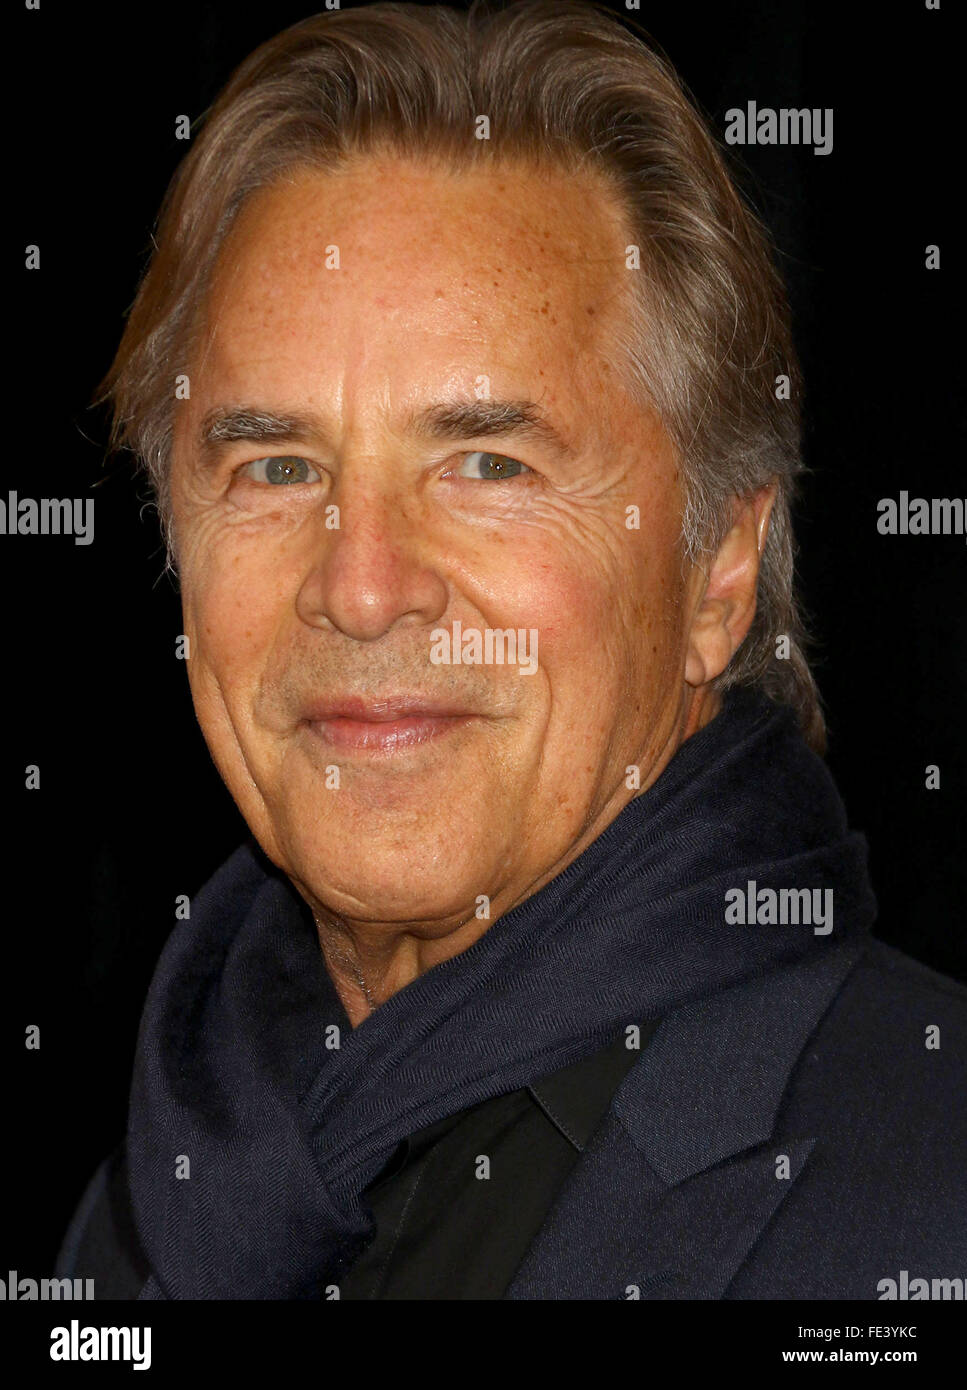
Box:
[683, 482, 777, 689]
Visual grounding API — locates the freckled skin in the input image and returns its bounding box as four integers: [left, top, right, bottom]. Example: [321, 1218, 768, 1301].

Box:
[169, 155, 770, 1022]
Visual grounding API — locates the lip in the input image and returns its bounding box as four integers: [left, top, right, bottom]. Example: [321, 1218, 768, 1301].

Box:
[301, 696, 478, 753]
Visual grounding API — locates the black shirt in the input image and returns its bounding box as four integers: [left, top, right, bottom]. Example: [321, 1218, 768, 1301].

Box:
[338, 1020, 659, 1299]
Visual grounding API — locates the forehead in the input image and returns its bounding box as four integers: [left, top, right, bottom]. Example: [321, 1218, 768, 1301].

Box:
[196, 155, 635, 413]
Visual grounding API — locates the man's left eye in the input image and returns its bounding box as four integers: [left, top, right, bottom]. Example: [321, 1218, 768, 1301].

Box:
[240, 456, 322, 485]
[457, 451, 531, 481]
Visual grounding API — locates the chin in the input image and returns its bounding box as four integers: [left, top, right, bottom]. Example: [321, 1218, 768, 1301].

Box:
[291, 834, 478, 917]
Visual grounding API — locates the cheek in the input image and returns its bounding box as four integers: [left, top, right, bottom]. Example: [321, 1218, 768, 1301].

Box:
[180, 540, 282, 715]
[481, 522, 685, 688]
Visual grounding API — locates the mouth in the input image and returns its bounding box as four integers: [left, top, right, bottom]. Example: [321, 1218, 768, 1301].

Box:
[300, 695, 478, 754]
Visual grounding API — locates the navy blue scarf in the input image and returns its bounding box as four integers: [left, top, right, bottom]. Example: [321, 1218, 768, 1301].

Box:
[127, 689, 876, 1299]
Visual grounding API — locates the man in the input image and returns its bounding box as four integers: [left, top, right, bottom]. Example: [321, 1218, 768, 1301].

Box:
[57, 0, 965, 1300]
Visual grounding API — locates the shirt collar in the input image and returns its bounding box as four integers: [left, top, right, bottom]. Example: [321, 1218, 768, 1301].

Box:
[526, 1019, 660, 1152]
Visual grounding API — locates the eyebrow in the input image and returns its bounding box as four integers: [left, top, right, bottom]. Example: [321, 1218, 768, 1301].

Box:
[409, 399, 569, 454]
[198, 408, 318, 457]
[196, 398, 571, 462]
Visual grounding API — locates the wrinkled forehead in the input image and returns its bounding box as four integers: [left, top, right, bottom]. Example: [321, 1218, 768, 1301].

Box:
[193, 155, 639, 415]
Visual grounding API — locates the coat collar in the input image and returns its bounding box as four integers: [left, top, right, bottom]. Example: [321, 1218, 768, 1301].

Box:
[507, 938, 867, 1299]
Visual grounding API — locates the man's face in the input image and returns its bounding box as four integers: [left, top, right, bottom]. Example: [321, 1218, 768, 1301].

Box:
[171, 155, 701, 941]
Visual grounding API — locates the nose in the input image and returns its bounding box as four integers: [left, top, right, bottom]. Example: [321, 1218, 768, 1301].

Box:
[295, 467, 449, 642]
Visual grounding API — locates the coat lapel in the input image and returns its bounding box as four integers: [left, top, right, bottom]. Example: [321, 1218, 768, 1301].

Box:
[507, 940, 866, 1299]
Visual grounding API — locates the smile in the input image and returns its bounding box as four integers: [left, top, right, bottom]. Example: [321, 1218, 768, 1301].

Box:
[300, 696, 479, 754]
[305, 712, 476, 753]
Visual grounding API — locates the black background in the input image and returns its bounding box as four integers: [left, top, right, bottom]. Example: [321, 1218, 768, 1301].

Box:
[4, 0, 963, 1272]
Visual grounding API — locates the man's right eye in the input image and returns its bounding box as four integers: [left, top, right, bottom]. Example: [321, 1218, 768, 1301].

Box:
[239, 456, 322, 485]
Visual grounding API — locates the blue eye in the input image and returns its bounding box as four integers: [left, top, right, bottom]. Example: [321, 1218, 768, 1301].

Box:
[241, 456, 321, 485]
[458, 451, 531, 481]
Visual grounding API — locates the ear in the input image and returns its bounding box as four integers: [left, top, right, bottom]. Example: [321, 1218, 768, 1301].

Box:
[684, 482, 777, 688]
